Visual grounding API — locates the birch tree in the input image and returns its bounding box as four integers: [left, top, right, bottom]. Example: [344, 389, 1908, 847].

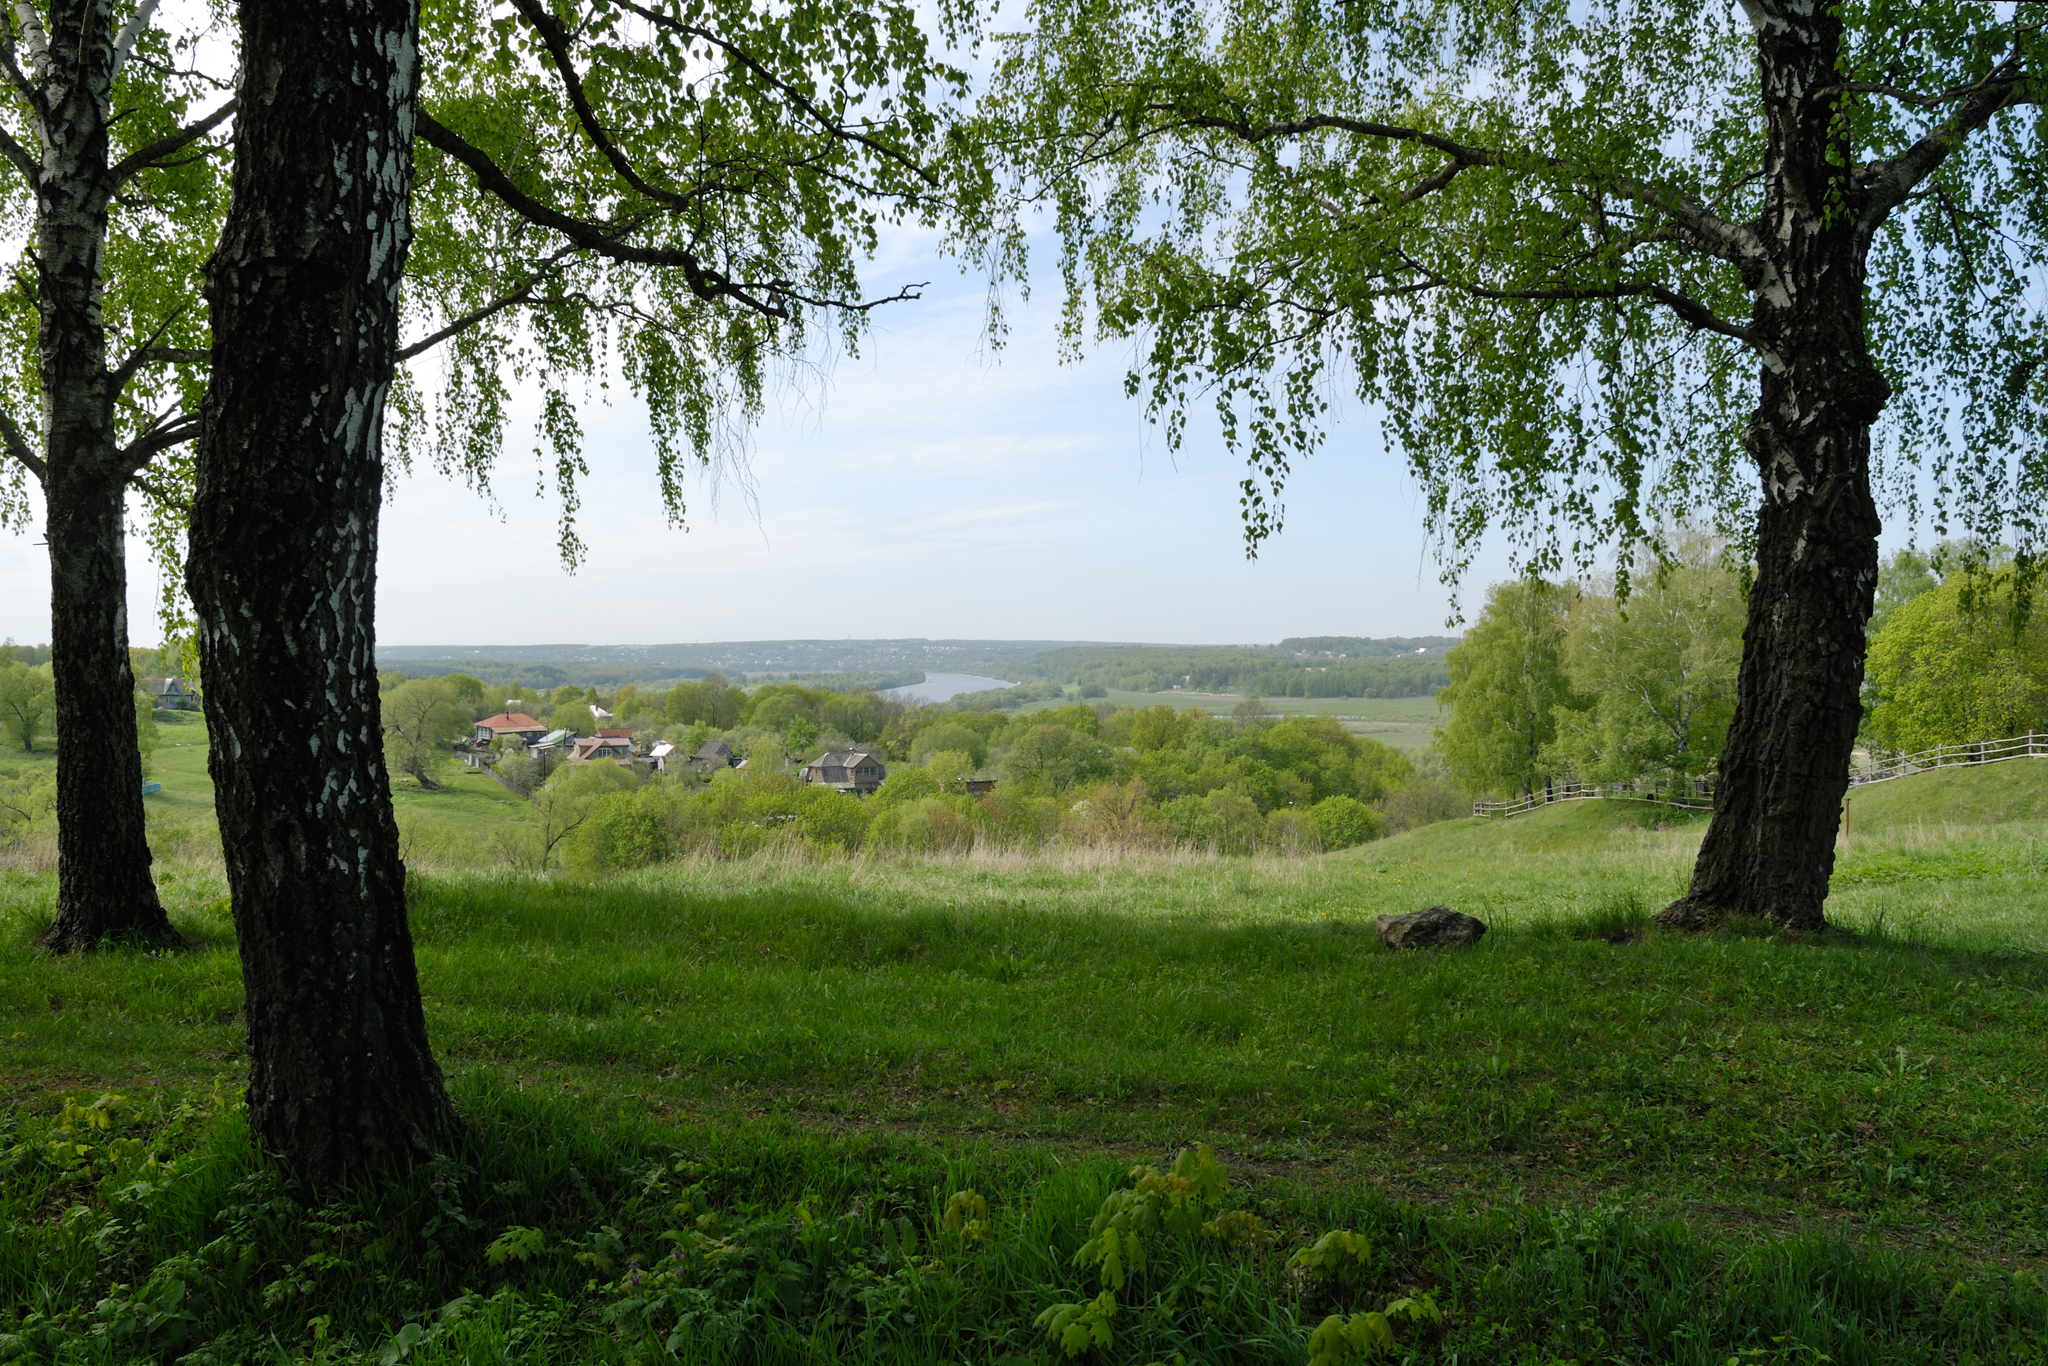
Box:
[184, 0, 977, 1180]
[0, 1, 229, 950]
[984, 1, 2048, 931]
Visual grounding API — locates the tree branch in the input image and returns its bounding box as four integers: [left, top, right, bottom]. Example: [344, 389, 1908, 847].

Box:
[397, 249, 590, 361]
[0, 121, 33, 181]
[118, 410, 199, 476]
[610, 0, 941, 188]
[110, 0, 160, 82]
[107, 96, 234, 191]
[417, 112, 923, 319]
[1391, 251, 1755, 344]
[108, 307, 197, 394]
[10, 1, 45, 80]
[0, 405, 44, 485]
[1152, 105, 1764, 268]
[1855, 43, 2037, 235]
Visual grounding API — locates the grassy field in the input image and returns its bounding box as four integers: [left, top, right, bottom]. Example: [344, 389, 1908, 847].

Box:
[2, 763, 2047, 1361]
[1080, 689, 1441, 751]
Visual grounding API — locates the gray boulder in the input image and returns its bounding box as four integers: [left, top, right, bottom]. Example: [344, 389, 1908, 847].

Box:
[1376, 905, 1488, 951]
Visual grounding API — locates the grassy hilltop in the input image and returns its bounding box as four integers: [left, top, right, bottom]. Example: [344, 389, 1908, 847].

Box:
[1, 768, 2045, 1362]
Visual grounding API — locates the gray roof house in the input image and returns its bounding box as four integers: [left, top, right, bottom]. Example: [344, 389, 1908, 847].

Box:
[802, 750, 886, 795]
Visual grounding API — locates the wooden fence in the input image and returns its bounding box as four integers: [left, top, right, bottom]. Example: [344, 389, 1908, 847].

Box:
[1473, 730, 2048, 819]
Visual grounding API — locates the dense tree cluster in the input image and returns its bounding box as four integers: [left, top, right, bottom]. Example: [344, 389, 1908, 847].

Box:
[543, 702, 1446, 874]
[1862, 552, 2048, 756]
[1438, 546, 1745, 800]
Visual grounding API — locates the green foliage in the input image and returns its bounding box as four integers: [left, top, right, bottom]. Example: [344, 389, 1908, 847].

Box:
[664, 677, 748, 729]
[525, 762, 643, 869]
[383, 678, 475, 790]
[1310, 795, 1378, 850]
[403, 0, 986, 567]
[977, 0, 2048, 585]
[564, 789, 677, 876]
[1864, 571, 2048, 753]
[484, 1226, 545, 1265]
[1437, 580, 1577, 799]
[1305, 1309, 1395, 1364]
[0, 663, 54, 755]
[1870, 548, 1943, 642]
[1547, 544, 1745, 785]
[1291, 1230, 1373, 1293]
[912, 722, 988, 767]
[0, 768, 54, 845]
[1078, 1146, 1228, 1289]
[1036, 1289, 1116, 1358]
[1003, 723, 1111, 794]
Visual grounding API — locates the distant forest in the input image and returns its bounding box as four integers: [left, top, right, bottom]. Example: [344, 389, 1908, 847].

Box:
[1011, 638, 1458, 698]
[371, 635, 1463, 700]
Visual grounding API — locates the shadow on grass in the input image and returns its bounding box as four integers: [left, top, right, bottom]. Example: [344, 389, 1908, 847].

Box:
[3, 1075, 2044, 1366]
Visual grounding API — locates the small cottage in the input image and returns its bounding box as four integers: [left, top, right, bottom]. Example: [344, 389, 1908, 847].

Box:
[570, 734, 635, 765]
[802, 750, 886, 795]
[140, 677, 198, 710]
[474, 711, 549, 746]
[689, 741, 738, 772]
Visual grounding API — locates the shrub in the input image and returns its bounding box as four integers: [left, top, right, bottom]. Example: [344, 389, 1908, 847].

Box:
[1264, 807, 1320, 853]
[1375, 777, 1468, 834]
[565, 789, 676, 876]
[913, 723, 989, 767]
[1159, 786, 1264, 853]
[1309, 795, 1377, 849]
[865, 796, 983, 854]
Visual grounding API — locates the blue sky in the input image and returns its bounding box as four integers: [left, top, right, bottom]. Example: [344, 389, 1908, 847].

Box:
[1, 227, 1527, 650]
[0, 224, 1932, 651]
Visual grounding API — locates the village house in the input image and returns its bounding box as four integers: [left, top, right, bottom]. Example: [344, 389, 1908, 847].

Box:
[140, 677, 198, 710]
[569, 733, 635, 765]
[802, 750, 886, 795]
[689, 741, 738, 772]
[473, 711, 549, 746]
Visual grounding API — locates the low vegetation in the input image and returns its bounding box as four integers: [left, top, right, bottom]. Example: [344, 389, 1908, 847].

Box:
[4, 771, 2047, 1362]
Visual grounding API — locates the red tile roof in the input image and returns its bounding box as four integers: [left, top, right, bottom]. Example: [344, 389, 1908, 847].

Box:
[476, 712, 545, 731]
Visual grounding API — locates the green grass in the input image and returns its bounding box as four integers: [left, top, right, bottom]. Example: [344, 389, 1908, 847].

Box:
[1845, 757, 2048, 831]
[3, 773, 2047, 1362]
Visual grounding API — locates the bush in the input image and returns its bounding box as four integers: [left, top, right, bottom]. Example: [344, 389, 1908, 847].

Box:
[565, 789, 677, 876]
[1375, 778, 1468, 834]
[865, 795, 984, 853]
[1159, 786, 1264, 854]
[1309, 795, 1378, 849]
[913, 723, 989, 767]
[1265, 807, 1320, 853]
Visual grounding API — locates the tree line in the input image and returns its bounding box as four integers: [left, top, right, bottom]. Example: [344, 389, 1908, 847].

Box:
[1435, 540, 2048, 804]
[1009, 641, 1455, 697]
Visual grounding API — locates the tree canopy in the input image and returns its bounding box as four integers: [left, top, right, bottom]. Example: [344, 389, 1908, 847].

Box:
[981, 0, 2048, 585]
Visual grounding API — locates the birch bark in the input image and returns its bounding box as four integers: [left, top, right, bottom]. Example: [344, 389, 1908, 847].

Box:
[186, 0, 459, 1183]
[30, 0, 178, 952]
[1658, 3, 1886, 933]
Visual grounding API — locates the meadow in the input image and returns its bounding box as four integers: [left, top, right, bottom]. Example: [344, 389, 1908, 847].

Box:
[1, 767, 2045, 1362]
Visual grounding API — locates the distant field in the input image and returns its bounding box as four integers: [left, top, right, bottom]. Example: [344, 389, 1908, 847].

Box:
[1070, 688, 1440, 752]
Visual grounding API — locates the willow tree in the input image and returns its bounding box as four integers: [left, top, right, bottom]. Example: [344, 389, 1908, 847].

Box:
[984, 0, 2047, 931]
[185, 0, 974, 1181]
